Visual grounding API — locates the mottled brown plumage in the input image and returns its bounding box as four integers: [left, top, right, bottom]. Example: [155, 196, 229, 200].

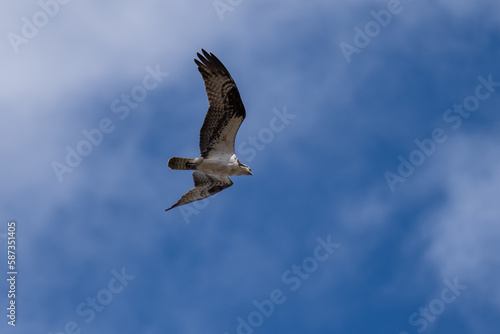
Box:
[195, 49, 246, 159]
[165, 172, 233, 211]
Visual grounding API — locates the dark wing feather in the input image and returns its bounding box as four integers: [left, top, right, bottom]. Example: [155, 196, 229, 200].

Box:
[195, 49, 246, 158]
[165, 172, 233, 211]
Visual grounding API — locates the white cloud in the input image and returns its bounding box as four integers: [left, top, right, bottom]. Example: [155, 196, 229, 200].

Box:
[422, 133, 500, 309]
[436, 0, 500, 19]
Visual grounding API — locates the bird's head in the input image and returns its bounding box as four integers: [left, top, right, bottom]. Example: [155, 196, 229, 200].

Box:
[238, 162, 253, 175]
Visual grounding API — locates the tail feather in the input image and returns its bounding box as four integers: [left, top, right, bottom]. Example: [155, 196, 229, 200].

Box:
[168, 157, 196, 170]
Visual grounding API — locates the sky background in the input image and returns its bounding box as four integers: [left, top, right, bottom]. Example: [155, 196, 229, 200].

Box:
[1, 0, 500, 333]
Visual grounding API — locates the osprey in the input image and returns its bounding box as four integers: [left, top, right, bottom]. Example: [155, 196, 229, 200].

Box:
[166, 49, 252, 211]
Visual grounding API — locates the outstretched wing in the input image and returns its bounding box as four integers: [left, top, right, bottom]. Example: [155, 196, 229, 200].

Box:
[165, 171, 233, 211]
[195, 49, 246, 159]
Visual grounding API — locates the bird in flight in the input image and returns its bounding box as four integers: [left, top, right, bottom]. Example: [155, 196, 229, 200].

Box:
[166, 49, 252, 211]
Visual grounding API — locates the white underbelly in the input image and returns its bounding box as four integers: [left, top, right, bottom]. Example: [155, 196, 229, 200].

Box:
[197, 159, 235, 176]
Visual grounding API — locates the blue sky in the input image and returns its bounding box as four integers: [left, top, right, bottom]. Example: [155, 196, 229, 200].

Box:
[1, 0, 500, 333]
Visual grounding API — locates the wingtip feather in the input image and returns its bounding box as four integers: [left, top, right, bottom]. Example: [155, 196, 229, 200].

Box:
[165, 204, 177, 212]
[202, 49, 211, 59]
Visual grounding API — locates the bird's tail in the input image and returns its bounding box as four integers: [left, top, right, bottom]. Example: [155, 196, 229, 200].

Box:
[168, 157, 196, 170]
